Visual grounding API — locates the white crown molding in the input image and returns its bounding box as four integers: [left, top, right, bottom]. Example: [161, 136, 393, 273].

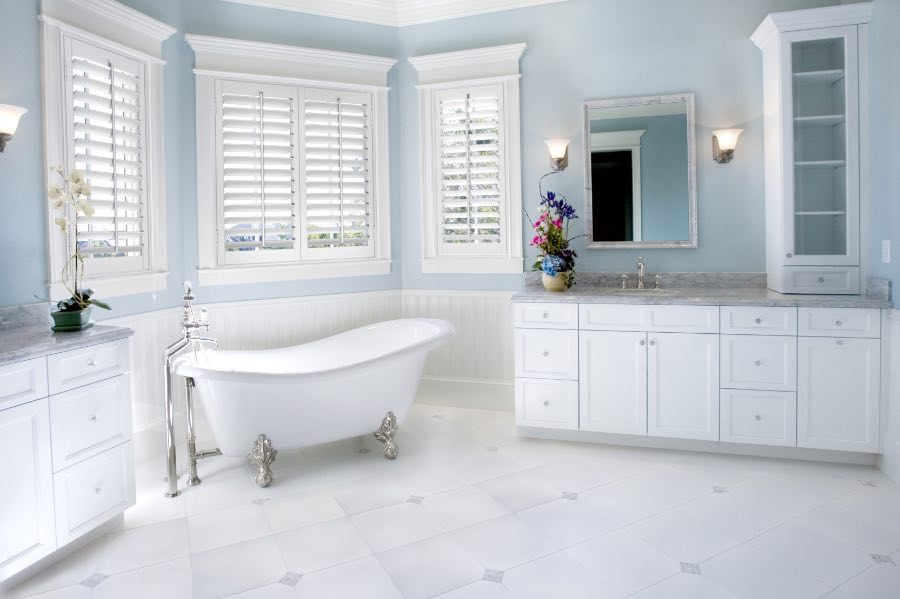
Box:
[752, 2, 872, 49]
[221, 0, 568, 27]
[410, 43, 526, 85]
[69, 0, 176, 41]
[186, 34, 397, 84]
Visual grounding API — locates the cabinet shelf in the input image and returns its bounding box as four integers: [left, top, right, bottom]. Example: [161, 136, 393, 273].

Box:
[794, 160, 846, 168]
[795, 211, 846, 216]
[793, 69, 845, 84]
[794, 114, 845, 126]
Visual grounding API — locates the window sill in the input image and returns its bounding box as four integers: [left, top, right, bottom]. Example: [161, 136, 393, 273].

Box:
[421, 256, 523, 275]
[197, 259, 392, 286]
[49, 271, 169, 300]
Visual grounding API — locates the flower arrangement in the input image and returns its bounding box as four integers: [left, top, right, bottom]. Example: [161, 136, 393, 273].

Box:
[47, 166, 111, 318]
[528, 174, 580, 290]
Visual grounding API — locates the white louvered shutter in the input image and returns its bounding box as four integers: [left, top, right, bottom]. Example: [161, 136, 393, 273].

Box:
[303, 88, 374, 259]
[437, 84, 504, 252]
[217, 81, 298, 265]
[69, 40, 147, 275]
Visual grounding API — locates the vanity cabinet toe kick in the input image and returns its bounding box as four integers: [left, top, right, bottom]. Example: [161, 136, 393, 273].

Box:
[513, 302, 882, 455]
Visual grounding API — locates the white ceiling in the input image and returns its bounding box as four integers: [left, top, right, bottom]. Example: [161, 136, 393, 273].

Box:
[221, 0, 569, 27]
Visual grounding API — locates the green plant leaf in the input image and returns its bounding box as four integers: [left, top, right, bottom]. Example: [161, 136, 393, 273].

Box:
[88, 298, 112, 310]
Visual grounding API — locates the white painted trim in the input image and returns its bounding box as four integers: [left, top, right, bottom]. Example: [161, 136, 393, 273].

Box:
[589, 130, 645, 243]
[192, 69, 391, 93]
[197, 260, 392, 286]
[49, 271, 168, 299]
[410, 43, 527, 85]
[186, 35, 396, 88]
[399, 288, 514, 298]
[220, 0, 568, 27]
[65, 0, 175, 41]
[421, 257, 524, 274]
[751, 2, 872, 50]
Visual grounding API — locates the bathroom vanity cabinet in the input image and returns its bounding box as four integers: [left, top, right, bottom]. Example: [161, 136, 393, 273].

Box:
[0, 330, 134, 582]
[513, 299, 883, 456]
[752, 3, 872, 294]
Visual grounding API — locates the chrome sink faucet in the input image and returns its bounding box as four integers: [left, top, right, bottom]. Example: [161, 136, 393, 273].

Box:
[636, 256, 646, 289]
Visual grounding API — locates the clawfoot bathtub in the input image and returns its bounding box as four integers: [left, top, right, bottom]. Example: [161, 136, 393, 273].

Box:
[174, 318, 455, 486]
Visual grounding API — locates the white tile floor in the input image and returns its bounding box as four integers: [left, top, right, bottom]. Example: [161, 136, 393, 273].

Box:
[8, 404, 900, 599]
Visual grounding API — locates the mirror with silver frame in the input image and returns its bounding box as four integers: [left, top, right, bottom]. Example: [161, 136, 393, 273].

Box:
[583, 93, 697, 248]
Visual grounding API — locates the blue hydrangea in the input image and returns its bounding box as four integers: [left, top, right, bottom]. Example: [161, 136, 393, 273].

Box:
[541, 254, 566, 277]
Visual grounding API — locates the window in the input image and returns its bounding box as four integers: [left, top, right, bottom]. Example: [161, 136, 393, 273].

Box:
[41, 0, 173, 298]
[190, 35, 394, 285]
[412, 44, 526, 274]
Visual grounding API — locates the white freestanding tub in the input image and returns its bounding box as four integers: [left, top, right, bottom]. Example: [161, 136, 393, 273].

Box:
[174, 319, 455, 469]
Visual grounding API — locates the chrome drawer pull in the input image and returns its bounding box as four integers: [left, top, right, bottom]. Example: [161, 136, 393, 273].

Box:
[88, 414, 98, 423]
[837, 339, 845, 346]
[543, 400, 550, 407]
[94, 483, 103, 494]
[835, 320, 843, 326]
[542, 311, 549, 319]
[542, 349, 550, 357]
[754, 414, 762, 422]
[87, 360, 96, 367]
[649, 340, 656, 346]
[818, 277, 826, 283]
[755, 318, 762, 324]
[639, 339, 646, 346]
[755, 360, 762, 367]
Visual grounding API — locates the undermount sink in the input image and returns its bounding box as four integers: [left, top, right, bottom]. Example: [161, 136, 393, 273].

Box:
[609, 288, 681, 296]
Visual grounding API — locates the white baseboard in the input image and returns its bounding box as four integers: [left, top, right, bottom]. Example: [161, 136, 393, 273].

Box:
[416, 376, 514, 411]
[520, 426, 877, 466]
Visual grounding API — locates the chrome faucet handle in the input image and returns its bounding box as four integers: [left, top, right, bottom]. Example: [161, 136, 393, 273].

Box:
[199, 307, 210, 328]
[636, 257, 645, 289]
[183, 281, 194, 300]
[654, 274, 661, 290]
[620, 274, 629, 289]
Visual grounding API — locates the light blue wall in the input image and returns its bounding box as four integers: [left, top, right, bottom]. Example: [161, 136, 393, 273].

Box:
[868, 0, 900, 287]
[396, 0, 843, 290]
[0, 0, 400, 317]
[590, 114, 690, 241]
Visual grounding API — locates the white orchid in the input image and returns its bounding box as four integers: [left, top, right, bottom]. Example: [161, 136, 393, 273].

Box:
[78, 199, 95, 217]
[67, 169, 86, 186]
[55, 217, 69, 232]
[49, 185, 63, 200]
[75, 182, 92, 197]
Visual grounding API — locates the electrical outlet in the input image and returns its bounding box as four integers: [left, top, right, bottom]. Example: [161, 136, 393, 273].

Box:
[882, 240, 892, 264]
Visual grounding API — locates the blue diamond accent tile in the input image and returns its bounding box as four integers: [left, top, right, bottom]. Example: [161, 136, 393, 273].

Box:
[279, 572, 303, 587]
[80, 573, 108, 588]
[871, 554, 896, 565]
[561, 492, 578, 500]
[407, 495, 424, 504]
[713, 486, 729, 494]
[483, 569, 504, 583]
[681, 562, 702, 575]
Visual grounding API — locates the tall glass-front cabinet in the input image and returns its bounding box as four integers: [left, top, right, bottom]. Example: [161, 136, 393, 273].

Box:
[752, 3, 871, 294]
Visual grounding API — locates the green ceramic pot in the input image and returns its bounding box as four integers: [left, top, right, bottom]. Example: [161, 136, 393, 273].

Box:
[50, 306, 93, 332]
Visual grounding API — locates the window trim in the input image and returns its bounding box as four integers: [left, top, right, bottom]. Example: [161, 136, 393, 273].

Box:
[40, 0, 174, 299]
[411, 44, 526, 275]
[188, 35, 395, 285]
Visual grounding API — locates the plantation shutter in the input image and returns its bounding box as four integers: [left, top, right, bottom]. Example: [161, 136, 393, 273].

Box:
[303, 88, 374, 259]
[437, 84, 504, 251]
[69, 40, 147, 275]
[218, 81, 297, 264]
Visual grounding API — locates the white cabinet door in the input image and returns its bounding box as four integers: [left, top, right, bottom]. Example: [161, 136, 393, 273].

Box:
[0, 400, 56, 580]
[579, 331, 647, 435]
[648, 333, 720, 441]
[798, 337, 879, 452]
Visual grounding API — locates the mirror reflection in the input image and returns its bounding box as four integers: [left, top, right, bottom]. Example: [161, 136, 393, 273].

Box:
[584, 94, 697, 248]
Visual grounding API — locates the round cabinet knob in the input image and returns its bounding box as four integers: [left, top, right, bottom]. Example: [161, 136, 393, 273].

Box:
[818, 277, 826, 283]
[786, 252, 794, 258]
[837, 339, 845, 346]
[755, 360, 762, 367]
[649, 340, 656, 346]
[542, 312, 549, 319]
[94, 484, 103, 494]
[542, 349, 550, 357]
[835, 320, 843, 326]
[87, 360, 96, 367]
[639, 339, 646, 346]
[755, 414, 762, 422]
[542, 400, 550, 407]
[88, 414, 98, 423]
[755, 318, 762, 324]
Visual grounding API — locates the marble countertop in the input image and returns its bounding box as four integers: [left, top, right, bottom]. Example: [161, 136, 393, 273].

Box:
[513, 284, 893, 309]
[0, 323, 134, 367]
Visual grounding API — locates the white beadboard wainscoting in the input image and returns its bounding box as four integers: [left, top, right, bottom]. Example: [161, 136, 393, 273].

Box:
[879, 309, 900, 483]
[105, 289, 515, 463]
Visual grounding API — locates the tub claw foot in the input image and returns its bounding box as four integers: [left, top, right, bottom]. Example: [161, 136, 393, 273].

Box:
[248, 434, 278, 488]
[374, 411, 398, 459]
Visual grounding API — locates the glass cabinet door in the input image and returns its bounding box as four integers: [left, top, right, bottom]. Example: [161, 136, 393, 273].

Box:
[786, 27, 859, 265]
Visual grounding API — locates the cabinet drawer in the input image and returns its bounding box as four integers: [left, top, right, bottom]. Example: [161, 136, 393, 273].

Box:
[50, 374, 132, 472]
[580, 304, 718, 333]
[514, 329, 578, 380]
[782, 267, 859, 295]
[798, 308, 880, 338]
[721, 335, 797, 392]
[720, 390, 797, 447]
[721, 306, 797, 336]
[53, 441, 135, 546]
[515, 379, 578, 430]
[48, 338, 130, 394]
[514, 302, 578, 329]
[0, 356, 48, 411]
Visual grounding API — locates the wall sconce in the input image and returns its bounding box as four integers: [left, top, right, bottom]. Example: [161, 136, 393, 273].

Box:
[0, 105, 27, 153]
[545, 138, 570, 171]
[712, 128, 742, 164]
